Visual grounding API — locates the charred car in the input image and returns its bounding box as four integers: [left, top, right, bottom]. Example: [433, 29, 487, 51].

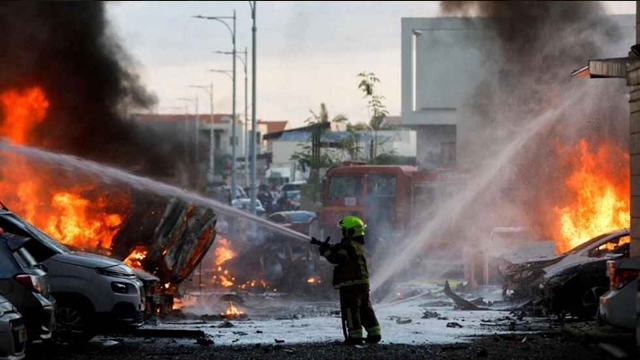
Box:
[502, 228, 630, 318]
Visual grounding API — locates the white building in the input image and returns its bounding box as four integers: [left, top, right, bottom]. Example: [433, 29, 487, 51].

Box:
[401, 15, 635, 167]
[265, 127, 417, 182]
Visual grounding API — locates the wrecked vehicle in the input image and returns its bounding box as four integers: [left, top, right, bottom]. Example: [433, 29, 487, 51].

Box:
[0, 208, 144, 344]
[109, 192, 218, 313]
[598, 256, 640, 329]
[503, 228, 630, 318]
[220, 234, 333, 296]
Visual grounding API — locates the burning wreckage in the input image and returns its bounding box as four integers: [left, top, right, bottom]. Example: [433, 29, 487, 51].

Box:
[449, 228, 631, 320]
[104, 190, 332, 315]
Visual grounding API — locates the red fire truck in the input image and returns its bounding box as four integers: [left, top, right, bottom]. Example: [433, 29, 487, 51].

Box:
[317, 162, 464, 248]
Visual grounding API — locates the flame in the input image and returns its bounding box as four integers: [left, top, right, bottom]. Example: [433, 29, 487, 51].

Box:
[0, 87, 49, 144]
[219, 275, 234, 287]
[124, 248, 147, 268]
[307, 276, 321, 284]
[222, 301, 243, 316]
[214, 237, 236, 265]
[554, 139, 630, 252]
[0, 87, 130, 252]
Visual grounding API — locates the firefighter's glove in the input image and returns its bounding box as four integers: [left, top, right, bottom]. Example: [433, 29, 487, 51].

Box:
[318, 242, 331, 255]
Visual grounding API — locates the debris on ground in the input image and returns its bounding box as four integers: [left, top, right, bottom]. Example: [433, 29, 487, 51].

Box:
[275, 339, 285, 343]
[395, 318, 413, 325]
[422, 310, 440, 319]
[218, 321, 235, 328]
[446, 322, 463, 328]
[195, 337, 214, 346]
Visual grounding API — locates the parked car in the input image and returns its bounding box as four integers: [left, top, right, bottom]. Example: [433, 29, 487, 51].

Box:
[272, 190, 301, 212]
[281, 181, 306, 193]
[267, 211, 317, 236]
[502, 228, 630, 318]
[0, 233, 55, 344]
[0, 295, 26, 360]
[231, 198, 266, 217]
[597, 256, 640, 329]
[0, 209, 144, 344]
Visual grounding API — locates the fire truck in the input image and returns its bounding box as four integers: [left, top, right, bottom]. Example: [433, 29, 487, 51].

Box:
[317, 162, 464, 250]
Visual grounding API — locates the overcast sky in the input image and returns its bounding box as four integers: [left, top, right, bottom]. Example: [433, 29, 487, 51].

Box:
[107, 1, 635, 128]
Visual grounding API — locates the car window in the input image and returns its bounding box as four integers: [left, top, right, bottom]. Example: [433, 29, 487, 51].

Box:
[269, 214, 285, 223]
[0, 244, 21, 277]
[13, 247, 38, 270]
[588, 235, 630, 258]
[329, 176, 362, 200]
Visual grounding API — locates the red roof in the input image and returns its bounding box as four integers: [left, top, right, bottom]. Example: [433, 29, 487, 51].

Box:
[258, 120, 288, 134]
[134, 113, 238, 124]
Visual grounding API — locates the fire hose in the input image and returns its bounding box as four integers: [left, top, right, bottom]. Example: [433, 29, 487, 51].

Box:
[311, 237, 348, 341]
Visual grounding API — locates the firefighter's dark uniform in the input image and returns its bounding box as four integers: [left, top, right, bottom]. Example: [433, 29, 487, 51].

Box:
[320, 236, 381, 343]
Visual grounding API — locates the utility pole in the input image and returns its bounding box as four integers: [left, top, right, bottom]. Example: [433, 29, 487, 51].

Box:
[193, 11, 238, 194]
[213, 48, 249, 189]
[250, 1, 257, 215]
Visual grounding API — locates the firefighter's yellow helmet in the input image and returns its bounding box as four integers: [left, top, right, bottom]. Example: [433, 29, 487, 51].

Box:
[337, 215, 366, 237]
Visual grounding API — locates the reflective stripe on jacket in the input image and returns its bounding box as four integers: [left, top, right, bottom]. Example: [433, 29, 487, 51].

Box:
[321, 238, 369, 289]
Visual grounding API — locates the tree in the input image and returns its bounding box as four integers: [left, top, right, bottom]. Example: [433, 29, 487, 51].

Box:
[291, 103, 348, 204]
[358, 72, 389, 161]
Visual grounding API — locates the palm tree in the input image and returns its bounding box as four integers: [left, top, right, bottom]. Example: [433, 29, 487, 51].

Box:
[358, 72, 389, 160]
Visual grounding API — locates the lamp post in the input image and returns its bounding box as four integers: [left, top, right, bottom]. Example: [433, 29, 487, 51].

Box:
[189, 84, 216, 187]
[214, 48, 249, 189]
[194, 11, 237, 196]
[249, 1, 257, 215]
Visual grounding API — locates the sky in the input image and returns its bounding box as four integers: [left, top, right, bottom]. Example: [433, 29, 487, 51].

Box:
[107, 1, 636, 128]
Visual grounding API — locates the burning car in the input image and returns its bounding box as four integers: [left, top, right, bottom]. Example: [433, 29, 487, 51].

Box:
[503, 228, 630, 318]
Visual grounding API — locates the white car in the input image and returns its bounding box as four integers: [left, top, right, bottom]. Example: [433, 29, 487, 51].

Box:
[598, 256, 640, 330]
[0, 209, 144, 344]
[0, 296, 26, 360]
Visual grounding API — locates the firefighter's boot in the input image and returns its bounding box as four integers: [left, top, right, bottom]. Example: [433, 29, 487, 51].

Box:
[365, 334, 381, 344]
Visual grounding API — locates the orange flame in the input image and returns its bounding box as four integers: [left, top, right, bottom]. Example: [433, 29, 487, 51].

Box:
[307, 276, 321, 284]
[222, 301, 242, 316]
[124, 248, 147, 268]
[214, 237, 236, 265]
[0, 86, 130, 252]
[554, 139, 630, 252]
[0, 87, 49, 144]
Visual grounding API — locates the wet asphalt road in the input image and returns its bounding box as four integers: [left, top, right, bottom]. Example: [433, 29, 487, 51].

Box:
[27, 332, 638, 360]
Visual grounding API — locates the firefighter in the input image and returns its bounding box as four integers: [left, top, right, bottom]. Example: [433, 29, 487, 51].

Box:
[317, 215, 381, 345]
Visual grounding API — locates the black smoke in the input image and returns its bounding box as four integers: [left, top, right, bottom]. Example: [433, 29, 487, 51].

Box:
[439, 2, 629, 239]
[0, 2, 185, 180]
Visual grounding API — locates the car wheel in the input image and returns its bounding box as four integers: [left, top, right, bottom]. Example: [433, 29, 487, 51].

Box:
[577, 286, 607, 320]
[53, 299, 96, 345]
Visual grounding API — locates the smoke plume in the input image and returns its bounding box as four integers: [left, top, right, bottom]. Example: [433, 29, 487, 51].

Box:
[372, 2, 630, 296]
[0, 2, 184, 179]
[439, 1, 628, 239]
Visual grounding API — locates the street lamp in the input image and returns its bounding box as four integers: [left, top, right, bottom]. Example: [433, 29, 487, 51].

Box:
[194, 11, 238, 197]
[214, 48, 249, 189]
[249, 1, 257, 215]
[189, 84, 216, 187]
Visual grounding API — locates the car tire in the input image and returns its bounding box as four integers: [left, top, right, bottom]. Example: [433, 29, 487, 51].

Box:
[52, 297, 96, 345]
